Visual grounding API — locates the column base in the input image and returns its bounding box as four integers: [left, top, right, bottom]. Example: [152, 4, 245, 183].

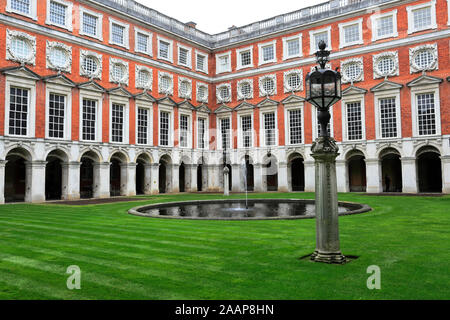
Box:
[310, 250, 347, 264]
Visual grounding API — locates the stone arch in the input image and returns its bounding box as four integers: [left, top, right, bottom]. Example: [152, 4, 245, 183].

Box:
[78, 148, 102, 163]
[242, 154, 254, 191]
[346, 149, 366, 192]
[110, 151, 129, 197]
[159, 154, 172, 194]
[379, 147, 402, 193]
[287, 152, 305, 192]
[109, 150, 130, 163]
[45, 149, 70, 200]
[134, 151, 153, 164]
[262, 154, 278, 191]
[135, 152, 152, 195]
[196, 155, 208, 192]
[79, 150, 101, 199]
[4, 147, 33, 202]
[416, 146, 442, 193]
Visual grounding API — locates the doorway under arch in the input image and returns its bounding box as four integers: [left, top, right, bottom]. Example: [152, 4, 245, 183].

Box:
[159, 155, 172, 194]
[80, 151, 99, 199]
[288, 153, 305, 191]
[4, 148, 31, 202]
[417, 147, 442, 193]
[347, 151, 366, 192]
[380, 148, 402, 193]
[45, 149, 68, 200]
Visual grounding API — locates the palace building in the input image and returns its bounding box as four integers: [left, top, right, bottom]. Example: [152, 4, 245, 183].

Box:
[0, 0, 449, 203]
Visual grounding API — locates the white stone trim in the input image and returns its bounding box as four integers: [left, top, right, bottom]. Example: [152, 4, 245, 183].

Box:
[216, 51, 231, 74]
[79, 6, 103, 41]
[236, 45, 254, 70]
[158, 104, 174, 147]
[196, 114, 209, 150]
[407, 0, 437, 34]
[309, 26, 332, 55]
[108, 18, 130, 49]
[195, 50, 208, 74]
[259, 74, 277, 97]
[4, 76, 36, 138]
[178, 110, 193, 149]
[237, 78, 254, 100]
[410, 83, 441, 138]
[134, 27, 152, 56]
[79, 89, 103, 143]
[177, 43, 192, 68]
[135, 65, 153, 90]
[260, 108, 278, 147]
[338, 18, 363, 49]
[341, 93, 366, 142]
[409, 43, 438, 74]
[45, 0, 73, 31]
[283, 69, 303, 93]
[178, 77, 192, 100]
[284, 103, 305, 145]
[312, 106, 334, 141]
[135, 103, 153, 146]
[158, 71, 174, 95]
[196, 82, 209, 103]
[109, 95, 130, 144]
[46, 40, 72, 73]
[372, 51, 399, 79]
[45, 82, 72, 141]
[6, 0, 37, 20]
[373, 89, 402, 140]
[340, 57, 364, 84]
[237, 112, 254, 149]
[370, 9, 398, 41]
[6, 29, 36, 66]
[79, 50, 102, 80]
[258, 40, 277, 66]
[216, 83, 232, 103]
[157, 36, 173, 63]
[282, 34, 302, 60]
[109, 57, 129, 85]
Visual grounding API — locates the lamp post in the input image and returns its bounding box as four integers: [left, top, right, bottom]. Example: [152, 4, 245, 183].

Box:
[306, 40, 346, 264]
[223, 144, 230, 196]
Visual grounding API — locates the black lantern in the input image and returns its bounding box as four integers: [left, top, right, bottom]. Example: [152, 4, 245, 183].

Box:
[306, 40, 342, 137]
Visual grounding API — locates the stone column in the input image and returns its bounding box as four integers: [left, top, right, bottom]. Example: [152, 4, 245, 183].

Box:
[401, 157, 418, 193]
[189, 164, 198, 192]
[310, 137, 346, 264]
[150, 163, 159, 194]
[94, 162, 110, 198]
[365, 158, 382, 193]
[441, 156, 450, 194]
[223, 166, 230, 196]
[143, 164, 152, 194]
[253, 164, 263, 192]
[170, 164, 178, 193]
[184, 164, 192, 192]
[0, 160, 7, 204]
[231, 164, 241, 192]
[25, 160, 46, 203]
[121, 163, 136, 196]
[336, 160, 348, 193]
[207, 164, 219, 192]
[278, 162, 288, 192]
[304, 160, 315, 192]
[62, 161, 81, 200]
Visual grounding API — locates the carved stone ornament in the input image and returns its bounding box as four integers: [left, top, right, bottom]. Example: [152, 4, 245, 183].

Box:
[196, 82, 208, 103]
[311, 136, 340, 156]
[109, 58, 129, 85]
[158, 71, 174, 95]
[135, 65, 153, 90]
[216, 83, 232, 103]
[373, 51, 399, 79]
[46, 41, 72, 73]
[340, 58, 364, 84]
[6, 29, 36, 66]
[283, 69, 303, 93]
[178, 77, 192, 99]
[310, 63, 331, 72]
[259, 74, 277, 97]
[409, 43, 438, 74]
[237, 79, 254, 100]
[80, 50, 102, 80]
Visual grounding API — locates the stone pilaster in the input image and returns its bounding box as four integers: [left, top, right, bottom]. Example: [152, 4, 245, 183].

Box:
[310, 137, 346, 264]
[143, 164, 153, 194]
[231, 164, 241, 192]
[278, 162, 288, 192]
[25, 160, 47, 203]
[94, 162, 110, 198]
[189, 164, 198, 192]
[336, 160, 348, 193]
[441, 156, 450, 194]
[62, 161, 81, 200]
[365, 158, 382, 193]
[401, 157, 418, 193]
[150, 163, 159, 194]
[304, 160, 315, 192]
[121, 163, 136, 196]
[0, 160, 7, 204]
[253, 164, 263, 192]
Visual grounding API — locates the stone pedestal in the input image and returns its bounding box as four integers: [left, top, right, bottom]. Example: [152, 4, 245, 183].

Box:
[223, 166, 230, 196]
[310, 137, 346, 264]
[401, 157, 418, 193]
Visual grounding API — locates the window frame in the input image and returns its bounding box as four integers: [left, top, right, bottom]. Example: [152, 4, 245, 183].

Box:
[410, 84, 441, 137]
[79, 6, 103, 41]
[79, 90, 102, 143]
[157, 36, 174, 63]
[258, 40, 277, 66]
[338, 18, 363, 49]
[282, 34, 302, 60]
[259, 107, 278, 147]
[217, 115, 232, 151]
[407, 0, 437, 34]
[236, 46, 254, 70]
[109, 96, 129, 144]
[178, 111, 192, 149]
[45, 82, 72, 141]
[309, 26, 332, 55]
[158, 104, 174, 147]
[4, 76, 36, 138]
[109, 18, 129, 49]
[135, 104, 152, 146]
[195, 50, 208, 74]
[237, 112, 254, 149]
[45, 0, 72, 31]
[134, 27, 152, 56]
[311, 105, 334, 141]
[284, 104, 304, 146]
[196, 114, 209, 150]
[6, 0, 37, 20]
[370, 9, 398, 41]
[216, 51, 231, 74]
[341, 94, 366, 142]
[373, 89, 402, 140]
[177, 44, 192, 68]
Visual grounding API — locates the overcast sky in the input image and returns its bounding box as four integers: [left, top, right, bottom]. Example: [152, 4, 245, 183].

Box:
[135, 0, 328, 34]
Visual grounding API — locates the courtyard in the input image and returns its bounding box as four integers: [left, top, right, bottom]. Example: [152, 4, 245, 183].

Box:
[0, 192, 448, 300]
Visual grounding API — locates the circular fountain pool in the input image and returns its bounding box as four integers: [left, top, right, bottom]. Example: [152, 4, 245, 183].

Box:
[128, 199, 371, 221]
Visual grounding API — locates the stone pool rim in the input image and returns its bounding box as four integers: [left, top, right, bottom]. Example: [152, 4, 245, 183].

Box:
[128, 199, 372, 221]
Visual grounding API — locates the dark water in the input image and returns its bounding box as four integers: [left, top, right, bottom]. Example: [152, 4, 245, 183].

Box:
[142, 200, 351, 219]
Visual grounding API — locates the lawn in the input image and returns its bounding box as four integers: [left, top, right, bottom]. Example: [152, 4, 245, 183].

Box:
[0, 192, 448, 300]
